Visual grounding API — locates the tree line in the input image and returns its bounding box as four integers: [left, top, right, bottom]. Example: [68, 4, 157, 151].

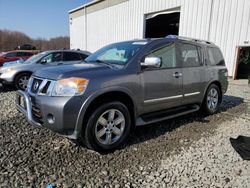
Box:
[0, 29, 70, 52]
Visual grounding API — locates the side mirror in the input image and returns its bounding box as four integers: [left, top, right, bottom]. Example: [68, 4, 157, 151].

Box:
[40, 59, 47, 64]
[141, 57, 162, 68]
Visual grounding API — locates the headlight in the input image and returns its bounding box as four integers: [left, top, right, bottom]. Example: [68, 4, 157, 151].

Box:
[52, 77, 89, 97]
[6, 68, 13, 72]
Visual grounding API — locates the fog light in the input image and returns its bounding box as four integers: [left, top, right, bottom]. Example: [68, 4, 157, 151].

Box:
[47, 114, 55, 124]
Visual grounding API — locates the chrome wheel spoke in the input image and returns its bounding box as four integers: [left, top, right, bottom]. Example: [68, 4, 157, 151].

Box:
[114, 117, 124, 126]
[108, 110, 115, 121]
[112, 126, 121, 136]
[98, 117, 108, 126]
[97, 128, 106, 138]
[104, 132, 112, 145]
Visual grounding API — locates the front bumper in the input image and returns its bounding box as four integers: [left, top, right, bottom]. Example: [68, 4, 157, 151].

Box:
[16, 90, 42, 127]
[16, 90, 84, 139]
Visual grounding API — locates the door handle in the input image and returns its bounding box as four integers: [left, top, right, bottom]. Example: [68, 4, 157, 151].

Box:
[173, 72, 182, 78]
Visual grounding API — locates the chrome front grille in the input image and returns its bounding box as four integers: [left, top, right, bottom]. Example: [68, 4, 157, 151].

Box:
[28, 77, 55, 96]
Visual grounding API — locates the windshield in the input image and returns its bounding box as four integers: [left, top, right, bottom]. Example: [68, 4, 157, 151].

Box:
[24, 52, 49, 64]
[85, 41, 147, 65]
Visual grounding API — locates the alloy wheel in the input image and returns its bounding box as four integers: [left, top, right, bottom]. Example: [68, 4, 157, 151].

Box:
[207, 88, 219, 111]
[95, 109, 125, 145]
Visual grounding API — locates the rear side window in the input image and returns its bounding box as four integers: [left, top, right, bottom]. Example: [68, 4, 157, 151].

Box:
[180, 43, 201, 67]
[63, 52, 81, 61]
[17, 52, 24, 57]
[207, 47, 225, 66]
[80, 54, 88, 60]
[147, 43, 177, 68]
[5, 52, 17, 57]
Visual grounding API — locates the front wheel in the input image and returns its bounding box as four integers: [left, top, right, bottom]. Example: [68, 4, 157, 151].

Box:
[202, 84, 222, 115]
[14, 73, 31, 90]
[83, 101, 131, 152]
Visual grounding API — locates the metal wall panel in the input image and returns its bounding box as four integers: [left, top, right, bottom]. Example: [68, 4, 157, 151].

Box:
[69, 0, 250, 76]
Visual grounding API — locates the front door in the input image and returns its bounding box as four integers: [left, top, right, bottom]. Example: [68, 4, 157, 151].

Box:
[141, 42, 183, 113]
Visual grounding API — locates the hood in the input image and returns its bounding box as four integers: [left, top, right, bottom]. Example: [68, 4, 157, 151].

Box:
[0, 62, 34, 72]
[34, 63, 111, 80]
[3, 59, 25, 67]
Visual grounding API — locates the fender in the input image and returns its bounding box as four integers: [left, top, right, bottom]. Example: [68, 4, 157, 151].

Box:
[73, 86, 138, 139]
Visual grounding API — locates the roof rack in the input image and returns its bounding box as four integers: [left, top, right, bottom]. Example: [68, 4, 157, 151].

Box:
[165, 35, 214, 45]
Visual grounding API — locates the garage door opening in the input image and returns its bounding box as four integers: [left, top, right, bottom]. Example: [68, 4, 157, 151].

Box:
[235, 46, 250, 79]
[145, 12, 180, 38]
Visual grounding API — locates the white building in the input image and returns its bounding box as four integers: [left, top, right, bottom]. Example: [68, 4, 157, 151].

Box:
[69, 0, 250, 78]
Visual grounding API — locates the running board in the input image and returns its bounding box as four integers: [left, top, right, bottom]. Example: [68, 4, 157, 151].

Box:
[136, 105, 200, 126]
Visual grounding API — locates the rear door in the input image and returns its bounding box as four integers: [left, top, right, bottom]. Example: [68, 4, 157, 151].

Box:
[141, 42, 183, 113]
[63, 52, 82, 64]
[178, 42, 206, 105]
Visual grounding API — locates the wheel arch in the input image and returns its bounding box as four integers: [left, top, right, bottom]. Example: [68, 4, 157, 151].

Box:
[14, 71, 33, 81]
[202, 80, 223, 103]
[75, 89, 137, 139]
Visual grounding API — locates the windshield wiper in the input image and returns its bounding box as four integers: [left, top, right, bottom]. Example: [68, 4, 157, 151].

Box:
[88, 59, 115, 68]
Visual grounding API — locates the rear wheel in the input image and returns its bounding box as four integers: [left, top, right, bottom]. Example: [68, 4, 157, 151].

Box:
[202, 84, 222, 115]
[14, 73, 31, 90]
[83, 101, 131, 152]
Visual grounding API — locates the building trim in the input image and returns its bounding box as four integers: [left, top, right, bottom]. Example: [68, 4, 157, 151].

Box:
[69, 0, 128, 17]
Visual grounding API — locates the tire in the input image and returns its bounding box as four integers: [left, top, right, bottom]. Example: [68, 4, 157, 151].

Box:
[83, 101, 131, 152]
[14, 73, 31, 90]
[202, 84, 222, 115]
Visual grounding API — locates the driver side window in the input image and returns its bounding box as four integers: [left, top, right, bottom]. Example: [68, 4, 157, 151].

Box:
[147, 43, 177, 68]
[40, 52, 62, 64]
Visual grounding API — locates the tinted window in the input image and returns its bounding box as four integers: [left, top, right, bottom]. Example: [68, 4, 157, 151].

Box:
[24, 52, 33, 56]
[5, 52, 17, 57]
[147, 43, 176, 68]
[40, 52, 62, 64]
[80, 54, 88, 60]
[180, 43, 201, 67]
[208, 47, 225, 66]
[63, 52, 81, 61]
[17, 52, 24, 57]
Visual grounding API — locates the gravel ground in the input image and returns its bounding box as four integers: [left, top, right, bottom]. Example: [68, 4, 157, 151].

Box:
[0, 80, 249, 187]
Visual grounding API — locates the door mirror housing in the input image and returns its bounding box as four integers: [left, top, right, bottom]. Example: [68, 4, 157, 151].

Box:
[141, 57, 162, 68]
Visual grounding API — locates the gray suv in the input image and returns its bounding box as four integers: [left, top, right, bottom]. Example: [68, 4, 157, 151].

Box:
[16, 36, 228, 152]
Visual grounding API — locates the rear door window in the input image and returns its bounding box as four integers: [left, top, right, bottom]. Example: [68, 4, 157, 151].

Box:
[207, 47, 225, 66]
[180, 43, 201, 67]
[63, 52, 81, 61]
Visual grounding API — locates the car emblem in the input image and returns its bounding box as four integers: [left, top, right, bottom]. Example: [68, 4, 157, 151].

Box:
[33, 82, 40, 91]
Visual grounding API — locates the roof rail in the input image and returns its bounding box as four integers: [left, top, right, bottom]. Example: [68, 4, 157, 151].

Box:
[165, 35, 214, 45]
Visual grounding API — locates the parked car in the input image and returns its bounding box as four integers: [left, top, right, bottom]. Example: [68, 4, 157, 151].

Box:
[16, 36, 228, 152]
[15, 44, 36, 50]
[0, 50, 91, 90]
[0, 50, 38, 67]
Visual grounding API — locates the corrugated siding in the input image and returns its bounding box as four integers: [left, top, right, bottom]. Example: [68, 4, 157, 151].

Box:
[69, 0, 250, 76]
[70, 15, 86, 50]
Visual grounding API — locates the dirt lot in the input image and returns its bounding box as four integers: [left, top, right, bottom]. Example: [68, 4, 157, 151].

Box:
[0, 80, 250, 187]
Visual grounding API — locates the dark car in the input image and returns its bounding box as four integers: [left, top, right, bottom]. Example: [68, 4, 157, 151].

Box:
[0, 50, 91, 90]
[0, 50, 38, 67]
[16, 36, 228, 152]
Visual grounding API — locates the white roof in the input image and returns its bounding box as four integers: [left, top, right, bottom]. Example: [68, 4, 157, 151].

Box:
[68, 0, 103, 13]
